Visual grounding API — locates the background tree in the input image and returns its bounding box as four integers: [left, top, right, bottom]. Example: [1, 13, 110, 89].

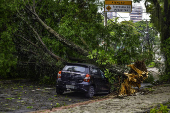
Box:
[134, 20, 159, 63]
[133, 0, 170, 78]
[0, 0, 18, 78]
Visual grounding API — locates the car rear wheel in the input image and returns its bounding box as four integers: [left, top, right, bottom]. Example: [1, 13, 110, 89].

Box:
[86, 86, 95, 98]
[56, 88, 64, 95]
[108, 88, 111, 94]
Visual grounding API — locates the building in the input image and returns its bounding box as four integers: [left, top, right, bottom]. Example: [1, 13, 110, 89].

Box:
[130, 3, 143, 22]
[107, 12, 117, 19]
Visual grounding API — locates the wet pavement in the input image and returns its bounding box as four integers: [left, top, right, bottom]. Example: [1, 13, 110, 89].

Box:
[0, 79, 154, 113]
[0, 67, 163, 113]
[0, 67, 158, 113]
[0, 80, 95, 113]
[47, 84, 170, 113]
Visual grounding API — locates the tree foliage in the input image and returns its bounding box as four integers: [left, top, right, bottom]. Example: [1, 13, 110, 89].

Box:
[0, 0, 158, 84]
[0, 0, 18, 78]
[0, 0, 106, 78]
[134, 0, 170, 76]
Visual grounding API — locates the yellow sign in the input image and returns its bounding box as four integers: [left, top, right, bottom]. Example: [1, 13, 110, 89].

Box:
[106, 5, 111, 11]
[105, 5, 131, 12]
[105, 1, 132, 5]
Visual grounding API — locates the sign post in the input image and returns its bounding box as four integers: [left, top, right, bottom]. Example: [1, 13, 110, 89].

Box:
[104, 12, 107, 26]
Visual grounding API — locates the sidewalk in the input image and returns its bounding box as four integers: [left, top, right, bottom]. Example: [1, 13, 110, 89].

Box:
[33, 84, 170, 113]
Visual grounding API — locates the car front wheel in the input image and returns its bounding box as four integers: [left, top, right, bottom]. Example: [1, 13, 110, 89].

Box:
[86, 86, 95, 98]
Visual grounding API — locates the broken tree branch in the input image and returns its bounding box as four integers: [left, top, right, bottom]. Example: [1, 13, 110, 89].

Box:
[30, 25, 66, 62]
[23, 1, 89, 56]
[17, 35, 40, 49]
[16, 6, 66, 62]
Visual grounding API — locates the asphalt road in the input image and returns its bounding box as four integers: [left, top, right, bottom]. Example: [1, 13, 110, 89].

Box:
[0, 80, 96, 113]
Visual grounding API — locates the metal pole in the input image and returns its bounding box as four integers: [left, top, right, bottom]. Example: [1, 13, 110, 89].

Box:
[146, 20, 149, 46]
[104, 12, 107, 26]
[146, 20, 150, 52]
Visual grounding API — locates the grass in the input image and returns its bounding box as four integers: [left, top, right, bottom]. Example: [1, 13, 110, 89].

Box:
[6, 97, 15, 100]
[144, 87, 155, 92]
[144, 74, 155, 84]
[62, 102, 66, 106]
[48, 98, 53, 101]
[27, 106, 33, 109]
[148, 62, 155, 68]
[18, 97, 21, 99]
[55, 103, 61, 107]
[29, 85, 33, 88]
[150, 104, 169, 113]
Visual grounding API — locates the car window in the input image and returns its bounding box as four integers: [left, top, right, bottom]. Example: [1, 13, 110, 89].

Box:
[90, 67, 98, 75]
[90, 67, 104, 78]
[91, 68, 98, 74]
[63, 65, 86, 72]
[100, 70, 105, 79]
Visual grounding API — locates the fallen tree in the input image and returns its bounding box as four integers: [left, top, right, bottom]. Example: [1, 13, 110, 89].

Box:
[119, 60, 149, 96]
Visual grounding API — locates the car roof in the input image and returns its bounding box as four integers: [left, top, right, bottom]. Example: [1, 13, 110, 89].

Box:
[65, 63, 98, 68]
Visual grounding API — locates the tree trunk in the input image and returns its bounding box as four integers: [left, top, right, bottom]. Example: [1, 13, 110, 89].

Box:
[162, 0, 170, 75]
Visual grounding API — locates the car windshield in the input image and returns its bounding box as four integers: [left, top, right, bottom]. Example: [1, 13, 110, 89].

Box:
[63, 65, 86, 73]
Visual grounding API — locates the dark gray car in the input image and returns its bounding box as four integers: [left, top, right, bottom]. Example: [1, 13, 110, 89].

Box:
[56, 63, 110, 98]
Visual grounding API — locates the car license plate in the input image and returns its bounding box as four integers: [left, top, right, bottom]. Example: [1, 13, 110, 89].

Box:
[66, 85, 75, 89]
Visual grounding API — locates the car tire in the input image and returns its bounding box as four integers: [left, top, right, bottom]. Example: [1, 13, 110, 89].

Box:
[56, 88, 64, 95]
[86, 86, 95, 98]
[108, 88, 111, 94]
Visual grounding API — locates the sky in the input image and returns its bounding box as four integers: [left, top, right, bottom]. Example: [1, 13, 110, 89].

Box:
[99, 0, 150, 22]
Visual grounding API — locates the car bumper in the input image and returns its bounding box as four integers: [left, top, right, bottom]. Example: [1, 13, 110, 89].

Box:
[56, 80, 90, 92]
